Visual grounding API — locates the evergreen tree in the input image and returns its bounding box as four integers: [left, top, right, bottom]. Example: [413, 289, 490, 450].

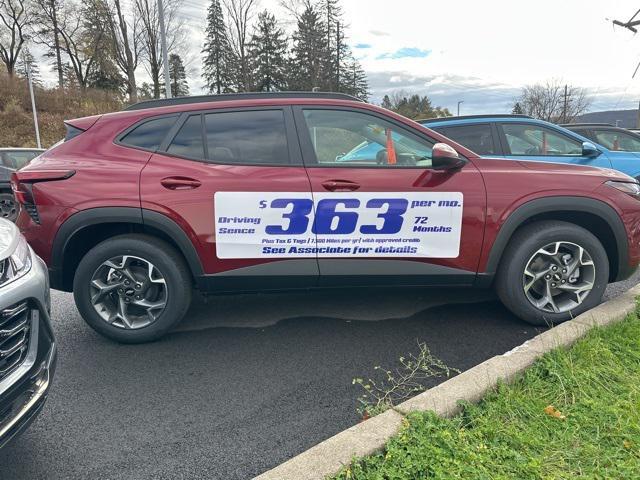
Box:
[62, 63, 80, 91]
[86, 55, 125, 92]
[316, 0, 368, 96]
[289, 1, 326, 91]
[16, 48, 43, 87]
[340, 57, 368, 100]
[202, 0, 235, 94]
[84, 1, 125, 94]
[512, 102, 524, 114]
[248, 10, 288, 92]
[167, 53, 189, 96]
[319, 0, 342, 90]
[382, 92, 450, 119]
[137, 82, 154, 100]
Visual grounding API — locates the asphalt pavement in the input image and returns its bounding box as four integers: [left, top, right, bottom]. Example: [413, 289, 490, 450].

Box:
[1, 271, 638, 479]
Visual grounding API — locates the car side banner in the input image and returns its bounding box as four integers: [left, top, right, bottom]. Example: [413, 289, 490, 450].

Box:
[214, 192, 463, 259]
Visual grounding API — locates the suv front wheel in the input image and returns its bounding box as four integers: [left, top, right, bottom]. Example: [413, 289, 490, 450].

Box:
[496, 220, 609, 326]
[73, 234, 192, 343]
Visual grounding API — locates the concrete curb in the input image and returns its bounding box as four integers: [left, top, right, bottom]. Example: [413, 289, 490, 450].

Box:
[254, 285, 640, 480]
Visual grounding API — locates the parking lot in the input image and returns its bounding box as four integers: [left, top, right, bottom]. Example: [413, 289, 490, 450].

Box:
[0, 272, 637, 480]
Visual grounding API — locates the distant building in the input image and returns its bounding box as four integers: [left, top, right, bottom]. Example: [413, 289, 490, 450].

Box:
[574, 109, 637, 128]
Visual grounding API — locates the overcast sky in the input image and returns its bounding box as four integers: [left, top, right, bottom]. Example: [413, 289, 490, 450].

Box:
[36, 0, 640, 114]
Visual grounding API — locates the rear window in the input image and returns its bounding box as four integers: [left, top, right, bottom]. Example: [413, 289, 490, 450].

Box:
[120, 115, 178, 150]
[65, 124, 84, 142]
[203, 110, 289, 165]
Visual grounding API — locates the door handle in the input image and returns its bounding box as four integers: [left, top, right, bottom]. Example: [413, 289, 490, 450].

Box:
[160, 176, 202, 190]
[321, 180, 360, 192]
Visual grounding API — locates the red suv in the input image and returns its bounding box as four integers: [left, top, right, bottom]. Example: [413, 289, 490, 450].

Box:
[12, 93, 640, 343]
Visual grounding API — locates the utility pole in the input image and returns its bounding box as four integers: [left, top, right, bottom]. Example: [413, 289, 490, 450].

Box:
[613, 9, 640, 32]
[157, 0, 172, 99]
[613, 10, 640, 79]
[457, 100, 464, 116]
[336, 21, 340, 92]
[562, 84, 568, 123]
[25, 56, 41, 149]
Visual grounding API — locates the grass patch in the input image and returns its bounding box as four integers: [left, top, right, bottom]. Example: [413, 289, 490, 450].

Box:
[334, 312, 640, 479]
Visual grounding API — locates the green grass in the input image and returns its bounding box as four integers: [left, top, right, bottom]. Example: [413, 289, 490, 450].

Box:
[333, 312, 640, 479]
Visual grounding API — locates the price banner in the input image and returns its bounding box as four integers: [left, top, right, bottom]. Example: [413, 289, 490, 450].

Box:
[214, 191, 463, 259]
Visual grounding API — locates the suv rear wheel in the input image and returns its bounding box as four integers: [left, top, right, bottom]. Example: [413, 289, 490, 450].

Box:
[73, 234, 192, 343]
[496, 220, 609, 326]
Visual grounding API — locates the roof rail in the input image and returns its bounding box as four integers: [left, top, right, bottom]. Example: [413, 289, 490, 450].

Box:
[561, 123, 614, 128]
[419, 114, 532, 123]
[124, 91, 364, 111]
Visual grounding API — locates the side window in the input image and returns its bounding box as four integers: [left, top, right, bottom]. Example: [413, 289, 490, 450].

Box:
[302, 109, 434, 167]
[167, 115, 205, 160]
[204, 110, 289, 165]
[120, 115, 178, 150]
[593, 130, 640, 152]
[501, 124, 582, 156]
[437, 124, 496, 155]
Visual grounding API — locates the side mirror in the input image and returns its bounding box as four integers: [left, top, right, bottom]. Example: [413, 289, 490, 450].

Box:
[432, 143, 467, 170]
[582, 141, 600, 158]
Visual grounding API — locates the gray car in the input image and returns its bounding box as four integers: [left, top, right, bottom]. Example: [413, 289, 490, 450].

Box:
[0, 148, 45, 222]
[0, 218, 56, 449]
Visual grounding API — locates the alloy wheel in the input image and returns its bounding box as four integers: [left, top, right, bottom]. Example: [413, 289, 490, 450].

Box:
[0, 197, 17, 222]
[89, 255, 168, 329]
[522, 241, 595, 314]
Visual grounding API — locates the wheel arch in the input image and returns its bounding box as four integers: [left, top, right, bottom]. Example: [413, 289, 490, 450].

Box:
[51, 207, 204, 291]
[484, 196, 629, 284]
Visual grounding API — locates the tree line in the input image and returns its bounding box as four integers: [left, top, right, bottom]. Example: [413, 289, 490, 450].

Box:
[0, 0, 368, 103]
[202, 0, 368, 99]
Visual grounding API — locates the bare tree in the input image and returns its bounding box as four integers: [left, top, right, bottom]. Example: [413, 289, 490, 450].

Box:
[223, 0, 258, 91]
[135, 0, 184, 99]
[101, 0, 140, 102]
[0, 0, 31, 77]
[516, 79, 591, 123]
[56, 0, 107, 89]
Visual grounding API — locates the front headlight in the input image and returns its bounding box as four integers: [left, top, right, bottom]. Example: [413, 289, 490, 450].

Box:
[605, 180, 640, 200]
[0, 235, 32, 287]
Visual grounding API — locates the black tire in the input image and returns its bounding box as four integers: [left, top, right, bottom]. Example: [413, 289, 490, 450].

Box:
[495, 220, 609, 326]
[73, 234, 192, 343]
[0, 192, 18, 222]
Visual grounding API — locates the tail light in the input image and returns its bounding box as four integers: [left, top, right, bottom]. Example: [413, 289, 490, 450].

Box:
[10, 170, 75, 224]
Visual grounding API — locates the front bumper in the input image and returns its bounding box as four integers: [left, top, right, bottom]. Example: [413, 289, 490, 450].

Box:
[0, 251, 56, 449]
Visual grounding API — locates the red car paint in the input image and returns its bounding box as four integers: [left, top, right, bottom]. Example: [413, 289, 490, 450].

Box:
[13, 97, 640, 291]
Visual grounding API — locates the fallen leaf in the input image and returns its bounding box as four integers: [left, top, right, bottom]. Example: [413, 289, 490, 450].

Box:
[544, 405, 566, 420]
[624, 440, 632, 449]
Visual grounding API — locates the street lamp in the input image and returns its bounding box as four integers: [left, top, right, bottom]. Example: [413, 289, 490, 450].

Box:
[457, 100, 464, 116]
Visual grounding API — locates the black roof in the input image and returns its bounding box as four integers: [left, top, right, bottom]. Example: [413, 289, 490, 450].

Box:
[419, 114, 532, 124]
[124, 92, 364, 111]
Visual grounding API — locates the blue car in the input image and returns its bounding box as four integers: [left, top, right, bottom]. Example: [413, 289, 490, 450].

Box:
[417, 115, 640, 180]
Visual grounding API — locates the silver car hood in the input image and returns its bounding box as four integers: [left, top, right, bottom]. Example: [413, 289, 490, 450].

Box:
[0, 218, 19, 262]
